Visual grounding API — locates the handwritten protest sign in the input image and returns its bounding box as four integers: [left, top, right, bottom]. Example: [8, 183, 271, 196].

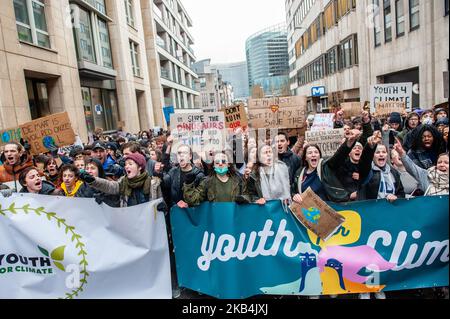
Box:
[305, 129, 344, 158]
[19, 112, 76, 155]
[248, 96, 307, 110]
[311, 114, 334, 131]
[170, 112, 226, 154]
[375, 101, 406, 117]
[247, 96, 307, 130]
[340, 102, 362, 118]
[290, 187, 345, 241]
[371, 82, 412, 113]
[0, 127, 22, 147]
[248, 107, 307, 129]
[223, 104, 248, 130]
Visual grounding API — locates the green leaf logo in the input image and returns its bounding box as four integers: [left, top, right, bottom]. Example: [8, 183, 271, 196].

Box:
[53, 261, 65, 272]
[51, 246, 66, 261]
[38, 246, 49, 257]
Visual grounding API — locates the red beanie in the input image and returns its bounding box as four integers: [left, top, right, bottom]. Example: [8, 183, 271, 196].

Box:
[124, 153, 147, 172]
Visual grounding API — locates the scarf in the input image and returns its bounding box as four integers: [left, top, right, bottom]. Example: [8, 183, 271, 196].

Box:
[61, 180, 83, 197]
[426, 167, 449, 196]
[371, 163, 396, 199]
[119, 172, 150, 198]
[259, 162, 291, 201]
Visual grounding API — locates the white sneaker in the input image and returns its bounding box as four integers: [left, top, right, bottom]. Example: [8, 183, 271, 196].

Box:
[329, 294, 338, 299]
[375, 291, 386, 299]
[309, 295, 320, 299]
[358, 293, 370, 299]
[172, 287, 181, 299]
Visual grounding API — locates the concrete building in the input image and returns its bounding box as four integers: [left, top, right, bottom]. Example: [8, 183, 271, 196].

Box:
[246, 23, 290, 97]
[193, 59, 234, 111]
[148, 0, 200, 123]
[0, 0, 199, 141]
[285, 0, 449, 112]
[211, 61, 249, 100]
[1, 0, 88, 141]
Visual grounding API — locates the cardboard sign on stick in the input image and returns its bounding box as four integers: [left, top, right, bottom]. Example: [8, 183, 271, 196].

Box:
[290, 187, 345, 241]
[19, 112, 76, 155]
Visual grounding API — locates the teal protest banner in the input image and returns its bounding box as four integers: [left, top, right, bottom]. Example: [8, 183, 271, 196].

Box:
[171, 196, 449, 299]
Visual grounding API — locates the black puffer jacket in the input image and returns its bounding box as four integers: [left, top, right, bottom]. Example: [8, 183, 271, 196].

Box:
[278, 149, 301, 185]
[159, 165, 205, 208]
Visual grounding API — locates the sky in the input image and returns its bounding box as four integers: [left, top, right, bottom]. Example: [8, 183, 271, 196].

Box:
[182, 0, 287, 64]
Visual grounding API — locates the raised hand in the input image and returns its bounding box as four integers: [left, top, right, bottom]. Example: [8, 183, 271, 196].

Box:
[393, 138, 406, 157]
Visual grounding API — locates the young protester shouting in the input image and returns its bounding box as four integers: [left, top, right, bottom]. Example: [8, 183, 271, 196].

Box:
[243, 144, 291, 205]
[395, 140, 449, 196]
[19, 167, 63, 196]
[183, 152, 244, 206]
[407, 124, 446, 170]
[357, 131, 405, 202]
[60, 164, 84, 197]
[79, 152, 162, 207]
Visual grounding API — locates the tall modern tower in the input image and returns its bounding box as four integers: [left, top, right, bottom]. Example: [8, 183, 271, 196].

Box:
[245, 23, 289, 96]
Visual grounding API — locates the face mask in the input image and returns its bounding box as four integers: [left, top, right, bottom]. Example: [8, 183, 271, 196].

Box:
[214, 167, 229, 176]
[423, 118, 433, 125]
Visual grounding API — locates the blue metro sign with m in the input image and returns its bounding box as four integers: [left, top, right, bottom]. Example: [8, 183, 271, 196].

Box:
[311, 86, 326, 97]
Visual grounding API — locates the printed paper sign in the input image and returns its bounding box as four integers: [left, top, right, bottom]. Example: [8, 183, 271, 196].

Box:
[311, 114, 334, 131]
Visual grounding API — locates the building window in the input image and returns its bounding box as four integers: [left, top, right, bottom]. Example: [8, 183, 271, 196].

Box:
[76, 8, 96, 63]
[446, 0, 449, 16]
[409, 0, 420, 30]
[13, 0, 50, 48]
[384, 0, 392, 42]
[129, 40, 140, 77]
[124, 0, 135, 27]
[373, 0, 382, 47]
[84, 0, 106, 15]
[98, 19, 112, 68]
[327, 47, 337, 74]
[395, 0, 405, 36]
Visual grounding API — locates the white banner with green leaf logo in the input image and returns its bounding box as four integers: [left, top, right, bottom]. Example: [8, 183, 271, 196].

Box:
[0, 194, 171, 299]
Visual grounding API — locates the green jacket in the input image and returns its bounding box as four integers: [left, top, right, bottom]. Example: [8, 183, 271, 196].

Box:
[183, 174, 244, 206]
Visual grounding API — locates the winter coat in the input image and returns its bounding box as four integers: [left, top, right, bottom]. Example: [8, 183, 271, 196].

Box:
[75, 182, 121, 207]
[400, 154, 449, 196]
[87, 175, 162, 207]
[357, 143, 405, 200]
[278, 149, 302, 185]
[183, 174, 244, 206]
[159, 166, 205, 207]
[0, 154, 34, 189]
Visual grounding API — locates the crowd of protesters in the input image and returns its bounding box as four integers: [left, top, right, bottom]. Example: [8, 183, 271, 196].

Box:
[0, 105, 448, 300]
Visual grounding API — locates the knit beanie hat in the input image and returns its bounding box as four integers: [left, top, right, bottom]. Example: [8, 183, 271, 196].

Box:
[389, 112, 402, 124]
[124, 153, 147, 172]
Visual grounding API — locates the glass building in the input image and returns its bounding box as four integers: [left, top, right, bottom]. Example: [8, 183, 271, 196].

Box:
[245, 23, 289, 96]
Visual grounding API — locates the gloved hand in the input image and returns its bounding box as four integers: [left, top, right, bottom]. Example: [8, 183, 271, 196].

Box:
[93, 193, 104, 205]
[156, 201, 168, 213]
[79, 171, 96, 184]
[235, 195, 251, 205]
[184, 172, 196, 185]
[0, 189, 14, 197]
[20, 139, 31, 153]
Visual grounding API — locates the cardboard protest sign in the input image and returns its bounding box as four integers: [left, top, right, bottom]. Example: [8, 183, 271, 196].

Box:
[170, 112, 226, 153]
[340, 102, 362, 118]
[375, 101, 406, 117]
[248, 107, 307, 130]
[0, 127, 22, 147]
[248, 96, 307, 110]
[19, 112, 76, 155]
[370, 82, 412, 113]
[289, 187, 345, 241]
[311, 114, 334, 131]
[305, 129, 344, 158]
[223, 104, 248, 130]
